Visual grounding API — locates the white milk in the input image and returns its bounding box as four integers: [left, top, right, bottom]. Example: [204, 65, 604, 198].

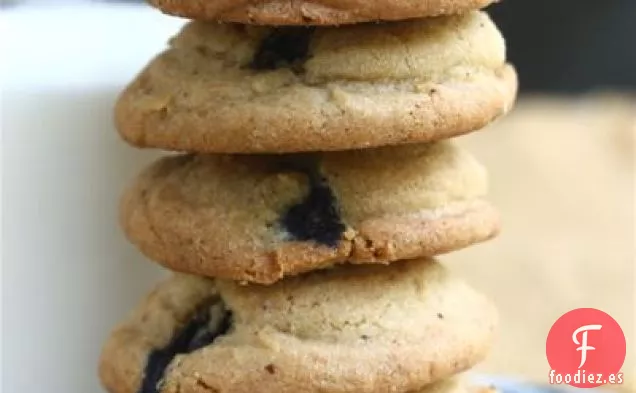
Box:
[1, 5, 184, 392]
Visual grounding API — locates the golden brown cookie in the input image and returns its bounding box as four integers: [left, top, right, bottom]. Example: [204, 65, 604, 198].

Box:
[121, 141, 499, 284]
[146, 0, 497, 25]
[115, 11, 517, 154]
[99, 259, 498, 393]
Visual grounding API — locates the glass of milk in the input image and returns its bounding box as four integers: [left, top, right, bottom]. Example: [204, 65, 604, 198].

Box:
[1, 4, 183, 392]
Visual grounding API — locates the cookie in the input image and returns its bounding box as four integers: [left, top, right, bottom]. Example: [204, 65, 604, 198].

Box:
[115, 11, 517, 154]
[98, 258, 498, 393]
[147, 0, 497, 25]
[121, 141, 499, 284]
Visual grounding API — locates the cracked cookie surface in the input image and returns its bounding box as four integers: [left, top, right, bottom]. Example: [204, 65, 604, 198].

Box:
[147, 0, 497, 25]
[121, 141, 499, 284]
[115, 11, 517, 153]
[99, 258, 498, 393]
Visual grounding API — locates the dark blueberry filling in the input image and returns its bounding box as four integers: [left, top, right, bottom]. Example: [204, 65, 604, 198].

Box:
[139, 300, 232, 393]
[277, 155, 346, 248]
[249, 27, 315, 71]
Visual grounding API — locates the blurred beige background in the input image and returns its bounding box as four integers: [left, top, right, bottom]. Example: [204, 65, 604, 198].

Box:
[448, 94, 635, 390]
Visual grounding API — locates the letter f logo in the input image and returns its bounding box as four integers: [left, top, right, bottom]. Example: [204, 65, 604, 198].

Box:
[572, 324, 602, 368]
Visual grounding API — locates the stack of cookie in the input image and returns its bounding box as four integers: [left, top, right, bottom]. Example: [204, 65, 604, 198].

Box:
[99, 1, 517, 392]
